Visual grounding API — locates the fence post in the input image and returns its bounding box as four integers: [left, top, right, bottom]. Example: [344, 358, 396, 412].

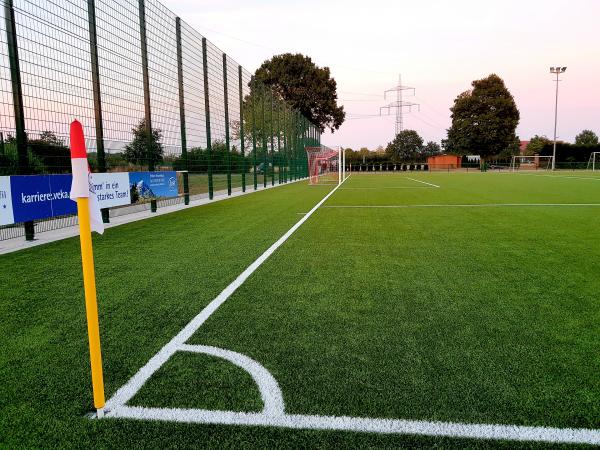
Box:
[87, 0, 109, 222]
[261, 85, 267, 188]
[238, 65, 245, 192]
[202, 37, 213, 200]
[138, 0, 157, 212]
[282, 106, 287, 183]
[251, 78, 257, 190]
[223, 53, 231, 196]
[294, 111, 300, 180]
[302, 116, 307, 178]
[5, 0, 33, 240]
[175, 17, 189, 205]
[270, 92, 275, 186]
[277, 100, 281, 185]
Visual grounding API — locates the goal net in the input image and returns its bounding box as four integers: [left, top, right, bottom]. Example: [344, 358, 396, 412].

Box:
[306, 145, 341, 185]
[510, 155, 553, 171]
[587, 152, 600, 171]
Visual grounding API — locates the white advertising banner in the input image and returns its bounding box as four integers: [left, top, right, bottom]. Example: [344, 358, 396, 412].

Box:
[0, 176, 14, 226]
[90, 172, 131, 208]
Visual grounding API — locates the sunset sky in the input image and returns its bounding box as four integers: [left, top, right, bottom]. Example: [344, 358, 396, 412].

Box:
[162, 0, 599, 149]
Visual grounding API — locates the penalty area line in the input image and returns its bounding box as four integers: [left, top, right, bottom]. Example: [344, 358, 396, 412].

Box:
[406, 177, 440, 188]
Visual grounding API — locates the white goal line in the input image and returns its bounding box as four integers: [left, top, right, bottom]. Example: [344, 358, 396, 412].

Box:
[323, 203, 600, 209]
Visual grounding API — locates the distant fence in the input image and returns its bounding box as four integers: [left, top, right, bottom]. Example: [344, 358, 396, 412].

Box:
[345, 162, 593, 173]
[0, 0, 318, 240]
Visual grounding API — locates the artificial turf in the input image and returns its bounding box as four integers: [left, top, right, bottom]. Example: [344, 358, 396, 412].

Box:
[1, 172, 599, 448]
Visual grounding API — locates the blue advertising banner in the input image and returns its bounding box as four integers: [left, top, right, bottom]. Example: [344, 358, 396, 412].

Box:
[10, 174, 76, 223]
[128, 171, 178, 200]
[1, 171, 179, 226]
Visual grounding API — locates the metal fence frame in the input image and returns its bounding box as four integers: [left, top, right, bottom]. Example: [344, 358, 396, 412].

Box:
[0, 0, 321, 241]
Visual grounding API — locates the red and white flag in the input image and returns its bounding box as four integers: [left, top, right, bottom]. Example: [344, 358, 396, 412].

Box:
[70, 120, 104, 234]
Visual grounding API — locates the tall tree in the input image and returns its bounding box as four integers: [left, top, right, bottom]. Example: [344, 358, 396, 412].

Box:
[385, 130, 423, 162]
[525, 135, 551, 155]
[497, 135, 521, 159]
[445, 74, 519, 162]
[254, 53, 345, 132]
[575, 129, 599, 146]
[422, 141, 442, 158]
[124, 119, 164, 168]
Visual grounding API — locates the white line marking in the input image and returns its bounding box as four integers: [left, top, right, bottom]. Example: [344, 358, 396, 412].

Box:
[179, 345, 284, 416]
[104, 179, 347, 410]
[323, 203, 600, 209]
[514, 173, 600, 181]
[339, 186, 434, 190]
[406, 177, 440, 188]
[107, 406, 600, 445]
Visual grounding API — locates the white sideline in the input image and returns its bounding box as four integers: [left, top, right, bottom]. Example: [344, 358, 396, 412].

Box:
[323, 203, 600, 209]
[406, 177, 440, 188]
[514, 173, 600, 181]
[107, 406, 600, 445]
[104, 178, 347, 410]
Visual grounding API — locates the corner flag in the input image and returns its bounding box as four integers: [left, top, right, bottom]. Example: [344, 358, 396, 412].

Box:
[70, 119, 106, 417]
[70, 120, 104, 234]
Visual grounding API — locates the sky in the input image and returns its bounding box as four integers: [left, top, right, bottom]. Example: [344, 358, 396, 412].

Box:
[161, 0, 600, 150]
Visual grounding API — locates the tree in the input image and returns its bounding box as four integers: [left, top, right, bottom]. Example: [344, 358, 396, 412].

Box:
[28, 131, 71, 173]
[254, 53, 345, 133]
[385, 130, 423, 163]
[124, 119, 164, 168]
[445, 74, 520, 163]
[497, 135, 521, 160]
[525, 135, 551, 155]
[575, 130, 599, 146]
[422, 141, 441, 158]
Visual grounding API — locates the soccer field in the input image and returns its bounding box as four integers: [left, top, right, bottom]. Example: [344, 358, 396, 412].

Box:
[2, 172, 600, 448]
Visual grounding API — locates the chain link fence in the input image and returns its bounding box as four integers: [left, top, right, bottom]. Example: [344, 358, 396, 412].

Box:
[0, 0, 320, 241]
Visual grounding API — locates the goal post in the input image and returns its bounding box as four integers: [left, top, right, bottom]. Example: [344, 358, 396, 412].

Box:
[587, 152, 600, 171]
[305, 145, 342, 185]
[510, 155, 554, 172]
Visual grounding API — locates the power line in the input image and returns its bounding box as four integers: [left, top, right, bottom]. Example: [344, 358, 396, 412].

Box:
[379, 74, 419, 136]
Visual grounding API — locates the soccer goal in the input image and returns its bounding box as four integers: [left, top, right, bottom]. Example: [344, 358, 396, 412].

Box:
[510, 155, 554, 171]
[306, 145, 344, 185]
[586, 152, 600, 171]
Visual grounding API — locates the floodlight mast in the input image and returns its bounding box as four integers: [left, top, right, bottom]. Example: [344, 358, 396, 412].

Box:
[549, 66, 566, 170]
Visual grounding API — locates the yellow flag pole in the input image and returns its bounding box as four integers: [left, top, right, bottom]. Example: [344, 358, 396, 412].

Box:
[76, 196, 105, 417]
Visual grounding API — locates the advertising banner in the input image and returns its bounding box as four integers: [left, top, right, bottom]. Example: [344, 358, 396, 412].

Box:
[92, 172, 131, 208]
[0, 171, 178, 227]
[128, 171, 178, 201]
[0, 176, 14, 226]
[10, 174, 76, 223]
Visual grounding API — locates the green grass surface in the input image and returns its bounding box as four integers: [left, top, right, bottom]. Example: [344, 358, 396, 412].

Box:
[1, 172, 599, 448]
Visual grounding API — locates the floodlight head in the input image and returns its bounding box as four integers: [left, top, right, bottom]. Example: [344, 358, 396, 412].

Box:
[561, 67, 567, 72]
[550, 67, 555, 72]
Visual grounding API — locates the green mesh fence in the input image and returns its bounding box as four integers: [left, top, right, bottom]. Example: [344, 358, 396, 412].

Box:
[0, 0, 320, 239]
